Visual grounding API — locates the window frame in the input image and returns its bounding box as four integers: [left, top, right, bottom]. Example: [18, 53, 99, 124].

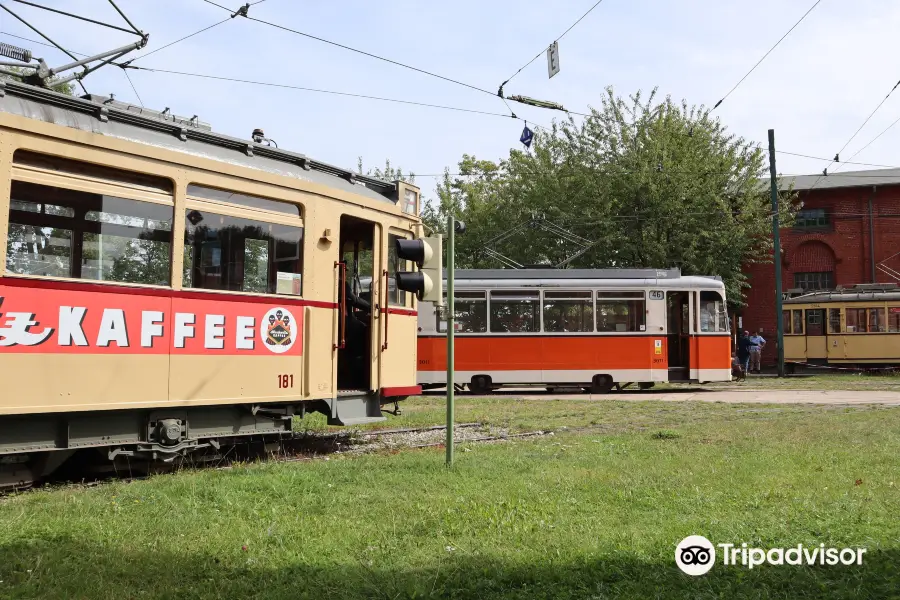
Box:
[794, 271, 834, 292]
[182, 185, 305, 297]
[793, 207, 830, 231]
[488, 289, 541, 334]
[5, 155, 176, 288]
[541, 289, 595, 333]
[595, 290, 647, 334]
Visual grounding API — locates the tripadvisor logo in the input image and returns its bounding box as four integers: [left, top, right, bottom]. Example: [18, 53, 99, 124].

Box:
[675, 536, 866, 576]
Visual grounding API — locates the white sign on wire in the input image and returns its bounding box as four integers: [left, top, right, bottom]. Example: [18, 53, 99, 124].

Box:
[547, 41, 560, 78]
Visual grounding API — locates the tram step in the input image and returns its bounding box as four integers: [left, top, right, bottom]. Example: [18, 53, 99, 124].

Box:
[328, 392, 385, 426]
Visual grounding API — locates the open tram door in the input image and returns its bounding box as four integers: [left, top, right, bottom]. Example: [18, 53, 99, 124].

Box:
[336, 216, 377, 393]
[666, 291, 692, 381]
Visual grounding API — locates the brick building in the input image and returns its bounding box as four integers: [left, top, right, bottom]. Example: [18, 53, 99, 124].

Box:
[742, 168, 900, 367]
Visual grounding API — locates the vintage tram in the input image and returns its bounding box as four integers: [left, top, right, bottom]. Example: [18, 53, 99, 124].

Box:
[416, 268, 732, 393]
[783, 284, 900, 369]
[0, 80, 426, 488]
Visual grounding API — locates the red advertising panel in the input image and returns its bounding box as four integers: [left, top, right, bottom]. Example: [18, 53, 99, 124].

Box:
[0, 279, 304, 356]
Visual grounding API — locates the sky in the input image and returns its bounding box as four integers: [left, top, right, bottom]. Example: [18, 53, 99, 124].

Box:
[1, 0, 899, 199]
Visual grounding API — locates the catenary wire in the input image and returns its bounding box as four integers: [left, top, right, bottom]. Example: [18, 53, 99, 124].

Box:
[500, 0, 608, 87]
[808, 76, 900, 190]
[121, 67, 144, 107]
[129, 17, 232, 63]
[198, 0, 500, 100]
[712, 0, 823, 110]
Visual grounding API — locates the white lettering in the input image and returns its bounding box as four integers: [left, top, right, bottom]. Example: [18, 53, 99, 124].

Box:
[0, 299, 54, 347]
[236, 316, 255, 350]
[717, 544, 733, 565]
[766, 548, 784, 565]
[785, 546, 803, 566]
[837, 548, 854, 565]
[803, 546, 819, 565]
[857, 548, 867, 565]
[205, 314, 225, 349]
[748, 548, 765, 569]
[58, 306, 88, 346]
[96, 308, 129, 347]
[174, 313, 195, 348]
[141, 311, 165, 348]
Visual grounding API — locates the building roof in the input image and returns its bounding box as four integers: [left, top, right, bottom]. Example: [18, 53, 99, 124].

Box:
[778, 168, 900, 192]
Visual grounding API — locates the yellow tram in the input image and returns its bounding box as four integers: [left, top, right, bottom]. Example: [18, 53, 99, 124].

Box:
[0, 81, 428, 487]
[782, 284, 900, 369]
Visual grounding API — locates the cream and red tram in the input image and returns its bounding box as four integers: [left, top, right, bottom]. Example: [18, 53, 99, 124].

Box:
[0, 81, 426, 488]
[417, 268, 732, 393]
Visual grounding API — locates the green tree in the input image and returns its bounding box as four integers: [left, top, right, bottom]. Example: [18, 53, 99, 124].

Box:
[426, 87, 796, 306]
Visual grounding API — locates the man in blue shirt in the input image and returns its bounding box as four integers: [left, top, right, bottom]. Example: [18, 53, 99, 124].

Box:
[749, 331, 766, 373]
[737, 331, 758, 376]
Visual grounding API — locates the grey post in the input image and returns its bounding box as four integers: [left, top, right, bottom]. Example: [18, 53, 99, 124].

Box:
[768, 129, 786, 377]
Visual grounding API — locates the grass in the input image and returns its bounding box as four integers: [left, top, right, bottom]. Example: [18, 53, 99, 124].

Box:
[2, 397, 900, 599]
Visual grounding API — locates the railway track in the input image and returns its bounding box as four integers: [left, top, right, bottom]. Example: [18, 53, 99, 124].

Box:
[1, 423, 549, 495]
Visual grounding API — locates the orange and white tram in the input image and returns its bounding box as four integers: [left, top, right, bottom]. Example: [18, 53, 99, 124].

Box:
[0, 81, 427, 487]
[416, 268, 732, 393]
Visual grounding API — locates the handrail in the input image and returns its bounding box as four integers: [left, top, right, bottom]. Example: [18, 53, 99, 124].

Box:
[382, 268, 390, 350]
[334, 261, 346, 350]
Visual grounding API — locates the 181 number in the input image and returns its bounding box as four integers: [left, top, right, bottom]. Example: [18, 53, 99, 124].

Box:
[278, 374, 294, 388]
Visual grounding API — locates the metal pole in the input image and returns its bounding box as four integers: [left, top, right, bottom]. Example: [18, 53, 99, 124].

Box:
[445, 215, 455, 467]
[768, 129, 785, 377]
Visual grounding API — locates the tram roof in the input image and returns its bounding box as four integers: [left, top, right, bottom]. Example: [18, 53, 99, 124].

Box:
[784, 289, 900, 303]
[450, 269, 725, 289]
[0, 80, 401, 206]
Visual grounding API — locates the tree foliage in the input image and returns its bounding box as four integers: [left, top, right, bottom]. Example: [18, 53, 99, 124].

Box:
[423, 87, 796, 306]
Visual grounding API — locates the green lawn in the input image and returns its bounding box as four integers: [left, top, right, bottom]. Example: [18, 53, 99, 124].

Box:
[2, 398, 899, 599]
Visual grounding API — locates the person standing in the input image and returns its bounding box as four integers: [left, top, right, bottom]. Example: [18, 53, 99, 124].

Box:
[749, 330, 766, 374]
[737, 330, 758, 376]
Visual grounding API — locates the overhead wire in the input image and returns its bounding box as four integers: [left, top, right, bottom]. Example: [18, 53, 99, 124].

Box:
[127, 17, 232, 63]
[125, 64, 525, 120]
[807, 76, 900, 190]
[712, 0, 823, 111]
[500, 0, 608, 88]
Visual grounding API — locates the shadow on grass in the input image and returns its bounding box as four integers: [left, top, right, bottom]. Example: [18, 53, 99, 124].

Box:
[1, 536, 896, 600]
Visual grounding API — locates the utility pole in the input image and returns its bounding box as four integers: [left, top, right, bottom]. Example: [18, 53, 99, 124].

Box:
[445, 214, 456, 467]
[768, 129, 786, 377]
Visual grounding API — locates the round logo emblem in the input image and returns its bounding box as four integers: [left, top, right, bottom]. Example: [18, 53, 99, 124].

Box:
[261, 307, 295, 354]
[675, 535, 716, 576]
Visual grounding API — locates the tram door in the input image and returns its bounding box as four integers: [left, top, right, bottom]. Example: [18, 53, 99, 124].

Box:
[666, 291, 691, 380]
[805, 309, 826, 360]
[336, 216, 377, 392]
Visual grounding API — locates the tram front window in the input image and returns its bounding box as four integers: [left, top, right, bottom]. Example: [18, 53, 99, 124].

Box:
[699, 291, 728, 332]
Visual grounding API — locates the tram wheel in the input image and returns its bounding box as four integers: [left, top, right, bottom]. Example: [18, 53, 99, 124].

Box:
[469, 375, 492, 395]
[639, 382, 655, 390]
[590, 375, 614, 394]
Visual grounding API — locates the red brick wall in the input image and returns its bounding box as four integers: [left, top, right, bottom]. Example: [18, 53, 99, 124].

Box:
[742, 183, 900, 366]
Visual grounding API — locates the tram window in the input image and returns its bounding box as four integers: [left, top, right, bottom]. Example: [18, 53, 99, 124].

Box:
[783, 310, 792, 334]
[490, 291, 539, 333]
[828, 309, 842, 333]
[792, 310, 804, 335]
[387, 233, 408, 307]
[890, 308, 900, 333]
[699, 291, 728, 332]
[186, 184, 301, 216]
[846, 308, 866, 333]
[869, 308, 886, 332]
[596, 296, 646, 333]
[183, 210, 303, 295]
[438, 291, 487, 333]
[543, 290, 593, 332]
[6, 180, 172, 285]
